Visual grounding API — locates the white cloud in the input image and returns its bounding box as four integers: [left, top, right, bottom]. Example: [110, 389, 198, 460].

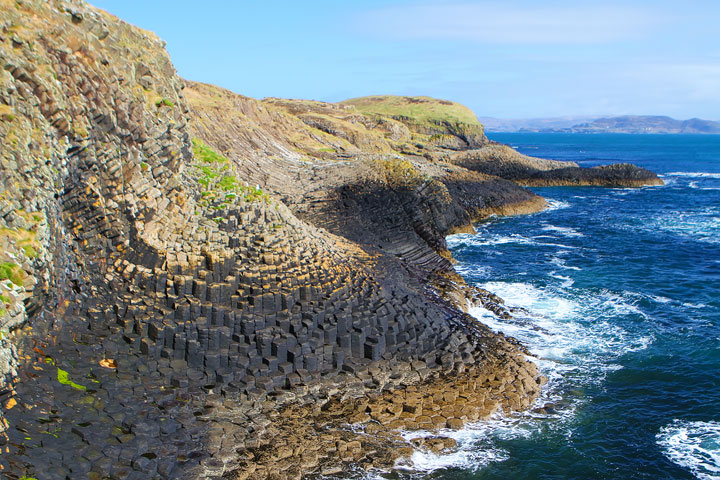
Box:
[360, 2, 663, 45]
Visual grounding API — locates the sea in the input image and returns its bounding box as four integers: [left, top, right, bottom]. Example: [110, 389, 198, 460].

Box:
[378, 134, 720, 479]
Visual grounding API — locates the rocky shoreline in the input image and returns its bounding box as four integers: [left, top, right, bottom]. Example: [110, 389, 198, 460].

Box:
[0, 1, 661, 478]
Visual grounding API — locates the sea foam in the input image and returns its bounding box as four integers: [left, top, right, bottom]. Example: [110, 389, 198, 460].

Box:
[666, 172, 720, 179]
[545, 198, 571, 211]
[657, 420, 720, 480]
[472, 281, 652, 401]
[541, 224, 584, 237]
[386, 281, 653, 476]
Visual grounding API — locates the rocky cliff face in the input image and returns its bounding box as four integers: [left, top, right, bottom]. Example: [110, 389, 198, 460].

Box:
[0, 2, 659, 479]
[0, 0, 191, 385]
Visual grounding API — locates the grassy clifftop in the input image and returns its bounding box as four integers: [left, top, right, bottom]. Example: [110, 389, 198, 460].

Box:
[342, 95, 487, 148]
[342, 95, 481, 125]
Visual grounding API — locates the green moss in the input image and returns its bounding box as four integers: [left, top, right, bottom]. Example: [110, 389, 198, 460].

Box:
[140, 161, 149, 171]
[155, 98, 174, 108]
[57, 368, 86, 391]
[1, 213, 43, 261]
[0, 262, 23, 286]
[198, 165, 219, 179]
[0, 308, 6, 317]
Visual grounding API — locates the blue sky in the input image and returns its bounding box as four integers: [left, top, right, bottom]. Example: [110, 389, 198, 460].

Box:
[92, 1, 720, 120]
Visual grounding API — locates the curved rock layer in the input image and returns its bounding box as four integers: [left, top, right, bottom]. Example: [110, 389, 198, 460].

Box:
[186, 82, 547, 273]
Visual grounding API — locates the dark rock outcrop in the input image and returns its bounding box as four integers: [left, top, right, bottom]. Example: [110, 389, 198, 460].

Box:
[451, 143, 664, 187]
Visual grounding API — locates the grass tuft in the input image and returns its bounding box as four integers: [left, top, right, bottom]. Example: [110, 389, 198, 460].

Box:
[0, 262, 24, 286]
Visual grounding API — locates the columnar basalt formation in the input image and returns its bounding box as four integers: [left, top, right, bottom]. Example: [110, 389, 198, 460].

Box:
[0, 1, 660, 479]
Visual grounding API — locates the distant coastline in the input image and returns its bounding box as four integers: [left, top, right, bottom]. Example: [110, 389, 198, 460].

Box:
[480, 115, 720, 134]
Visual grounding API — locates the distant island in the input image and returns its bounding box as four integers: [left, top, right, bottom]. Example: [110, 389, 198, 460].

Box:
[480, 115, 720, 134]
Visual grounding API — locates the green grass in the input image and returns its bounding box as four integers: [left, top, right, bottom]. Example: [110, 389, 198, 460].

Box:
[22, 245, 37, 258]
[341, 95, 480, 126]
[192, 138, 229, 164]
[1, 294, 11, 305]
[191, 138, 270, 208]
[217, 174, 238, 191]
[0, 262, 23, 286]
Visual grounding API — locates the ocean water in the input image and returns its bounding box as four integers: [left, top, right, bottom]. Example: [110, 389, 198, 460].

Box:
[386, 134, 720, 479]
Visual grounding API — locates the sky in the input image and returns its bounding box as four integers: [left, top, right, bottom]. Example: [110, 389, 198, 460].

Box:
[91, 0, 720, 120]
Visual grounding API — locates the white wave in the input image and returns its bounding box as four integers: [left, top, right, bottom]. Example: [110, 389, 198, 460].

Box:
[687, 179, 720, 191]
[393, 410, 553, 475]
[394, 427, 509, 473]
[541, 224, 584, 237]
[447, 232, 578, 251]
[454, 263, 493, 278]
[642, 211, 720, 244]
[472, 281, 652, 387]
[666, 172, 720, 179]
[447, 233, 539, 248]
[549, 255, 582, 271]
[657, 420, 720, 480]
[548, 272, 575, 288]
[683, 302, 709, 309]
[649, 294, 672, 304]
[545, 199, 571, 211]
[384, 281, 653, 477]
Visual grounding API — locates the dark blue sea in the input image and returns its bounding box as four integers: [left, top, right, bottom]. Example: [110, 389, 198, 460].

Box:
[388, 134, 720, 479]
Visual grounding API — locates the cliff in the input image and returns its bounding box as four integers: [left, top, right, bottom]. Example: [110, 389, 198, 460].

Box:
[0, 1, 660, 479]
